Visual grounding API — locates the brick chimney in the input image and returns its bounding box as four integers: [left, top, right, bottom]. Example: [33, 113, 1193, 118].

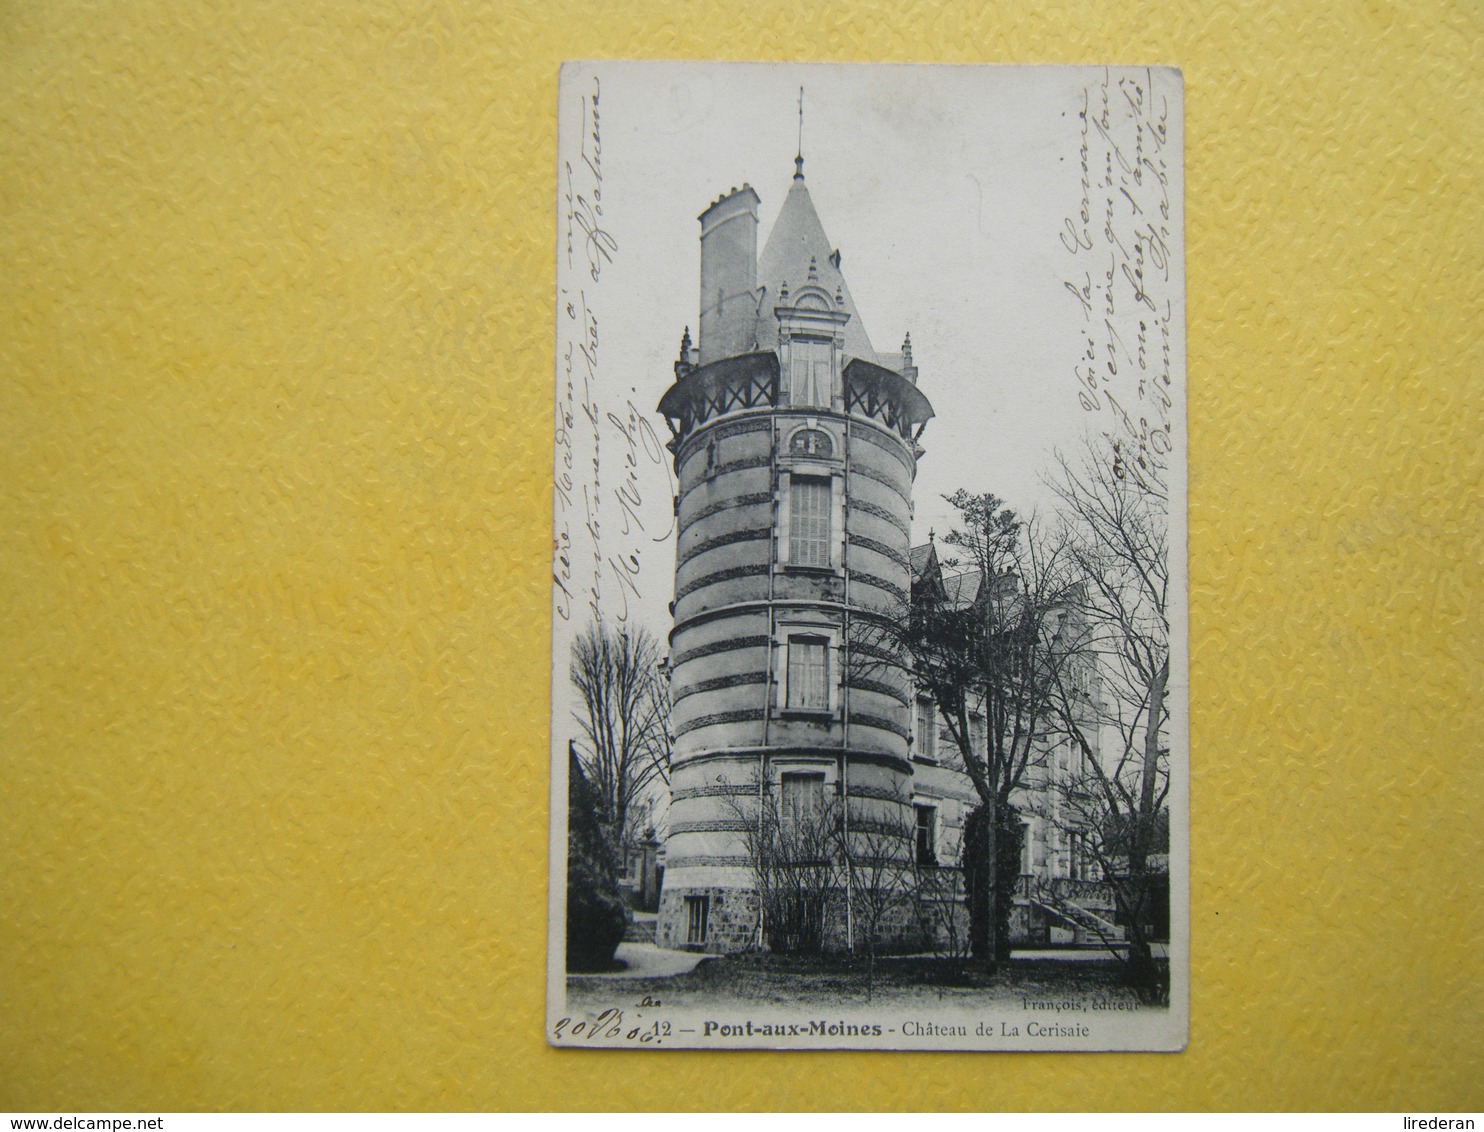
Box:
[697, 184, 760, 365]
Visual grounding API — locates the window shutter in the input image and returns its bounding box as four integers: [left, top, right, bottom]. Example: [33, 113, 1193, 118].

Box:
[789, 477, 831, 568]
[785, 637, 829, 710]
[830, 474, 845, 570]
[774, 632, 788, 707]
[776, 472, 791, 566]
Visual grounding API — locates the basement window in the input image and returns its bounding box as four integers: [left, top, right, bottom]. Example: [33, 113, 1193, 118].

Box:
[685, 895, 709, 945]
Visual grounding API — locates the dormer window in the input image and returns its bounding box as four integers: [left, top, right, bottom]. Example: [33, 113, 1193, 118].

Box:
[787, 338, 833, 408]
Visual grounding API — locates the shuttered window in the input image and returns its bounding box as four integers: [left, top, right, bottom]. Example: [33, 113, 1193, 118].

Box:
[781, 772, 825, 826]
[787, 636, 829, 710]
[790, 476, 832, 567]
[915, 804, 938, 866]
[915, 698, 937, 761]
[789, 339, 832, 408]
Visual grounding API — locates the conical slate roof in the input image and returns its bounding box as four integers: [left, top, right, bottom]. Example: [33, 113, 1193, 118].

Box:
[754, 172, 877, 365]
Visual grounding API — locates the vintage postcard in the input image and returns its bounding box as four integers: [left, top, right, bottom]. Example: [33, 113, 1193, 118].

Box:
[548, 62, 1187, 1051]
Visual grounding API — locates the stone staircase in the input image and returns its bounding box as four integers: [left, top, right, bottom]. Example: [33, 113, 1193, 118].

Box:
[1031, 886, 1125, 946]
[623, 913, 658, 944]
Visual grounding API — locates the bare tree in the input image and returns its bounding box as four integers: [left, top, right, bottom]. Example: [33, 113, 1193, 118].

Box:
[723, 776, 919, 982]
[722, 773, 841, 955]
[911, 843, 970, 962]
[855, 493, 1090, 967]
[569, 621, 672, 847]
[926, 494, 1089, 965]
[836, 792, 915, 996]
[1043, 438, 1171, 1001]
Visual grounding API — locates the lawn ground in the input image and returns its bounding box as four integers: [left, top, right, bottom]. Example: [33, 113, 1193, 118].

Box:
[566, 952, 1165, 1015]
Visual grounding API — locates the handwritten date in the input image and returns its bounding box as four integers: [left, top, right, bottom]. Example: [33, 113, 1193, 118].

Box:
[553, 1009, 672, 1045]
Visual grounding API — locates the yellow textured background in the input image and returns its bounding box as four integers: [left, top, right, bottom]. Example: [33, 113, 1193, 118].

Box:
[1, 1, 1479, 1113]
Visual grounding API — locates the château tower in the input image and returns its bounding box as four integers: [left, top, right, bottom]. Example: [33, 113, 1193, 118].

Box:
[654, 154, 935, 951]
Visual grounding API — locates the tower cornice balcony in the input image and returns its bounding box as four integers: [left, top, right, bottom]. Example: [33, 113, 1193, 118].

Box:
[842, 358, 935, 443]
[659, 350, 935, 455]
[658, 351, 780, 450]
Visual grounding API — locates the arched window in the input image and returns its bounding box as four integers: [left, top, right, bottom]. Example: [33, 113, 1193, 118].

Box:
[789, 428, 833, 459]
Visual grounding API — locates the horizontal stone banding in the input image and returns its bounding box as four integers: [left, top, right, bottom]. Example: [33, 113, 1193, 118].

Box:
[851, 711, 911, 739]
[677, 526, 771, 569]
[851, 498, 911, 539]
[680, 451, 772, 482]
[671, 782, 763, 802]
[850, 462, 910, 504]
[667, 818, 755, 835]
[844, 784, 915, 804]
[672, 781, 914, 806]
[671, 747, 914, 776]
[671, 599, 900, 640]
[664, 855, 753, 870]
[848, 675, 911, 705]
[677, 416, 774, 464]
[674, 563, 770, 603]
[846, 820, 914, 839]
[680, 491, 774, 535]
[673, 707, 768, 737]
[849, 421, 916, 474]
[841, 854, 912, 869]
[670, 634, 771, 669]
[848, 533, 909, 569]
[672, 670, 768, 703]
[849, 638, 906, 665]
[850, 571, 909, 605]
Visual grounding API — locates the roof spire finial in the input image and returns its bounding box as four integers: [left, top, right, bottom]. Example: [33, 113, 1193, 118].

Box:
[794, 86, 805, 181]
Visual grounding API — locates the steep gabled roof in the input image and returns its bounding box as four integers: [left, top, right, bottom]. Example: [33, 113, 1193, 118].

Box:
[754, 174, 877, 365]
[909, 541, 948, 605]
[942, 569, 985, 607]
[912, 542, 1014, 613]
[909, 542, 937, 580]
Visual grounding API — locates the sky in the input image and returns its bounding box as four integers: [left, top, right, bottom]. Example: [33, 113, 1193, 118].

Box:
[554, 61, 1183, 646]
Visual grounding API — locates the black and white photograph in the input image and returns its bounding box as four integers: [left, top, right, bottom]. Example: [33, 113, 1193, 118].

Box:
[549, 62, 1187, 1051]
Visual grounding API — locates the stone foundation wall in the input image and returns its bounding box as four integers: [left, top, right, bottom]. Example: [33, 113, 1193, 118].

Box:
[657, 886, 759, 953]
[811, 888, 933, 955]
[659, 881, 949, 956]
[657, 880, 1045, 957]
[912, 896, 971, 956]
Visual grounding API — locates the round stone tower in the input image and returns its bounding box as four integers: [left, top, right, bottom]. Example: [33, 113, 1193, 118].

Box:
[654, 161, 934, 952]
